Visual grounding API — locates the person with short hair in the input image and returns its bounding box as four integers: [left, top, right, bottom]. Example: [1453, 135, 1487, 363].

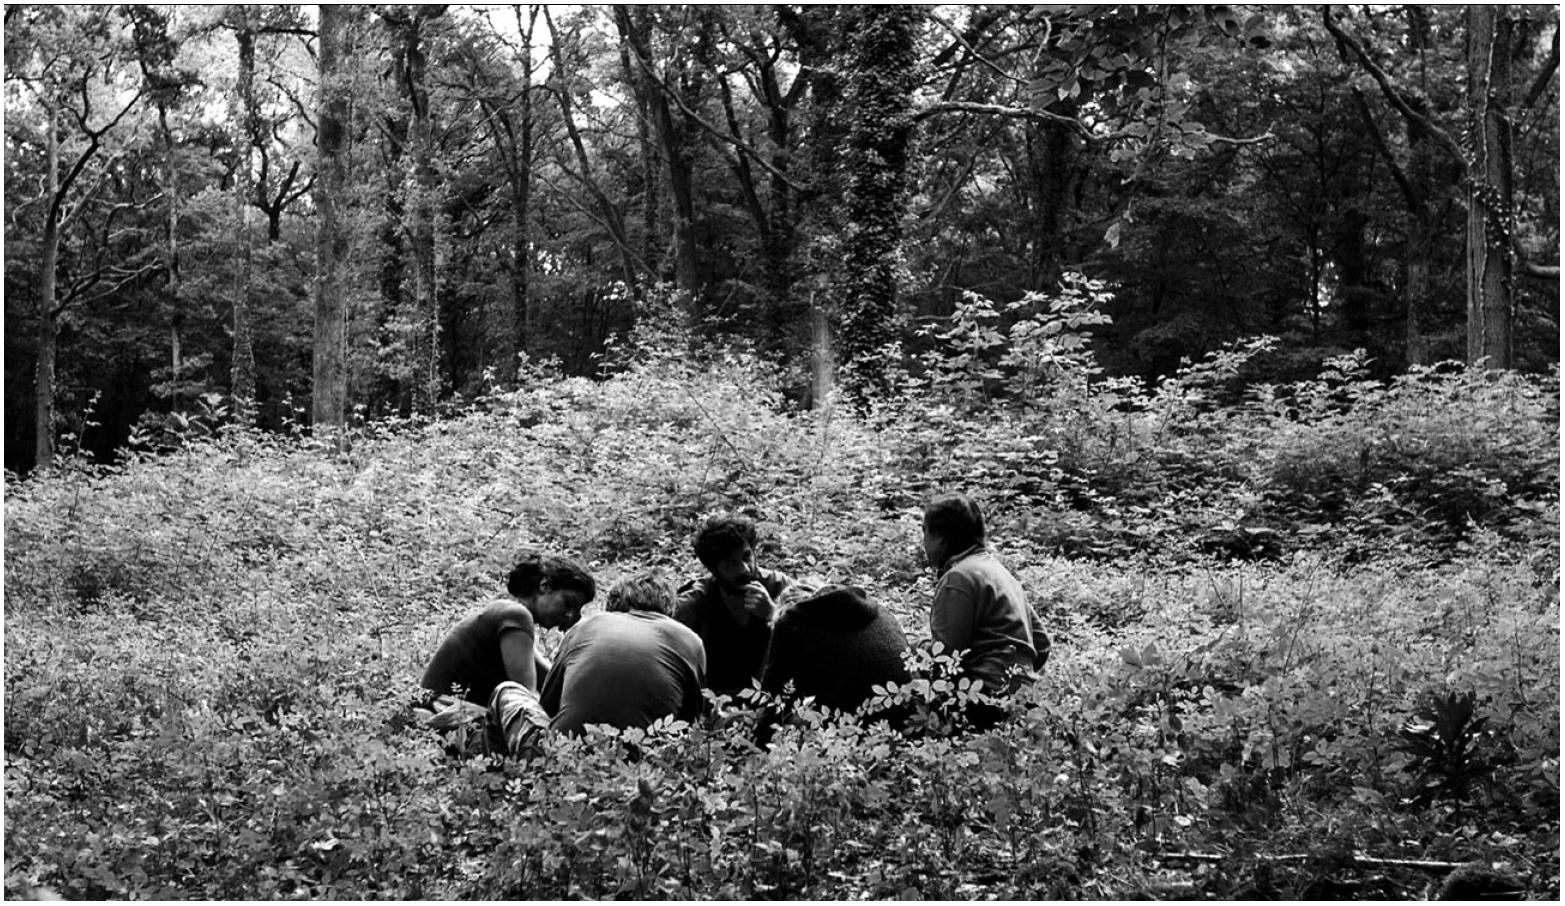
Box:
[922, 494, 1049, 726]
[674, 514, 795, 695]
[540, 571, 707, 736]
[760, 583, 911, 718]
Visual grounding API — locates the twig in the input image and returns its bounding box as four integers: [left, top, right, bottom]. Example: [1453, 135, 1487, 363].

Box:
[1155, 850, 1473, 872]
[679, 382, 746, 462]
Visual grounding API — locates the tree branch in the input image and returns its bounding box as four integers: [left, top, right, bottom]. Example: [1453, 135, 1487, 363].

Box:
[53, 260, 159, 318]
[1522, 24, 1560, 110]
[928, 11, 1028, 90]
[618, 25, 807, 193]
[1320, 6, 1467, 170]
[1352, 88, 1420, 213]
[912, 100, 1089, 135]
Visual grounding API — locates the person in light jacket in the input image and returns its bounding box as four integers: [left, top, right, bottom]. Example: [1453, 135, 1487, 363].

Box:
[922, 493, 1049, 728]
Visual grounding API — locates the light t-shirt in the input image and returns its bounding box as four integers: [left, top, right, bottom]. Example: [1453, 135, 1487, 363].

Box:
[539, 611, 707, 735]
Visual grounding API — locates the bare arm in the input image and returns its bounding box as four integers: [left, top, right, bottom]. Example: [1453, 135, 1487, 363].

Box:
[498, 627, 538, 691]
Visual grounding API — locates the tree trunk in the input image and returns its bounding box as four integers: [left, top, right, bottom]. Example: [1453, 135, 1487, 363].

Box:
[615, 6, 702, 303]
[393, 10, 443, 413]
[619, 37, 660, 277]
[162, 106, 184, 406]
[546, 7, 640, 289]
[1405, 117, 1436, 366]
[1028, 96, 1078, 289]
[835, 6, 921, 398]
[1466, 5, 1515, 369]
[232, 17, 258, 418]
[810, 290, 834, 409]
[513, 5, 537, 376]
[312, 4, 349, 438]
[34, 105, 60, 470]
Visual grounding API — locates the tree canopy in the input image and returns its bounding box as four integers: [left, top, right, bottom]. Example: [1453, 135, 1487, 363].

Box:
[4, 4, 1559, 473]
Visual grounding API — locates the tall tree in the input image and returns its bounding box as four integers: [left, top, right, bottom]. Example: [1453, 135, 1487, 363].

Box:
[835, 6, 922, 398]
[7, 7, 148, 469]
[1324, 5, 1559, 369]
[614, 5, 704, 303]
[126, 5, 199, 404]
[312, 4, 349, 435]
[226, 6, 259, 417]
[379, 5, 449, 414]
[465, 5, 546, 381]
[544, 6, 642, 289]
[1466, 5, 1516, 368]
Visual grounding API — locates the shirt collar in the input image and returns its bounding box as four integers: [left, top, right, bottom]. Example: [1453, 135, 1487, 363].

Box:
[939, 542, 988, 576]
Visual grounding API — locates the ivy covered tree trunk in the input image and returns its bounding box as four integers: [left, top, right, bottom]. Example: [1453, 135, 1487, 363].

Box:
[780, 7, 849, 408]
[161, 106, 185, 405]
[231, 15, 258, 419]
[35, 108, 60, 469]
[835, 5, 921, 399]
[386, 6, 447, 413]
[1465, 5, 1515, 369]
[312, 4, 349, 436]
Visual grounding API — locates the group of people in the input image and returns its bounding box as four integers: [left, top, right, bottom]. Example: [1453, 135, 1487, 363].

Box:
[418, 493, 1050, 756]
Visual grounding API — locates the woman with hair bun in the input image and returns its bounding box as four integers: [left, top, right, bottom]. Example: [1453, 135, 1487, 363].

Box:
[422, 551, 596, 701]
[420, 551, 596, 755]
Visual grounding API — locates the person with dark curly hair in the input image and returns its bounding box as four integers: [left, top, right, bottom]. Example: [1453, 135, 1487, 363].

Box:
[674, 513, 796, 695]
[419, 551, 596, 757]
[922, 493, 1049, 728]
[540, 571, 707, 735]
[421, 551, 597, 702]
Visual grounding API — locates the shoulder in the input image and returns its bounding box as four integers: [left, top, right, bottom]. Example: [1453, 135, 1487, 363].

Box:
[674, 577, 717, 619]
[483, 598, 537, 634]
[655, 612, 703, 643]
[645, 612, 706, 655]
[676, 576, 716, 603]
[935, 560, 979, 593]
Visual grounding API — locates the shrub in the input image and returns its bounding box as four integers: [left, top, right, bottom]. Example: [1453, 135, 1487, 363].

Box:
[3, 305, 1557, 899]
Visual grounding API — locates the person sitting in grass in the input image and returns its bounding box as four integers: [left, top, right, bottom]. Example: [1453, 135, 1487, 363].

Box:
[674, 513, 795, 695]
[921, 493, 1049, 729]
[539, 571, 708, 736]
[419, 551, 595, 755]
[760, 583, 910, 716]
[755, 583, 911, 744]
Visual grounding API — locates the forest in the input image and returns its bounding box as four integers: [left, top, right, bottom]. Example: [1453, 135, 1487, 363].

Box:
[3, 4, 1560, 473]
[3, 3, 1561, 901]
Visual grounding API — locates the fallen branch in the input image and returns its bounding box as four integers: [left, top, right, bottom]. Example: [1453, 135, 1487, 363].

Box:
[1154, 850, 1471, 872]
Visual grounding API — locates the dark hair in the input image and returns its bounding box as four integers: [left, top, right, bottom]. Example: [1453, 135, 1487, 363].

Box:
[605, 571, 676, 615]
[507, 550, 597, 601]
[923, 493, 986, 552]
[693, 513, 758, 571]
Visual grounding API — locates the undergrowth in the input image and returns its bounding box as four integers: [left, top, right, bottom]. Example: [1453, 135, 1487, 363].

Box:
[4, 287, 1558, 899]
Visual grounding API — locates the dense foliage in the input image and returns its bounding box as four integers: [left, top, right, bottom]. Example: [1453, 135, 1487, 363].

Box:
[6, 298, 1558, 898]
[5, 5, 1559, 472]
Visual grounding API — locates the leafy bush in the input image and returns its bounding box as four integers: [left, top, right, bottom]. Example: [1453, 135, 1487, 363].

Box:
[4, 296, 1558, 899]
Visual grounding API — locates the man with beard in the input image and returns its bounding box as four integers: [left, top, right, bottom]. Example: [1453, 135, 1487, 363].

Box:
[674, 513, 797, 695]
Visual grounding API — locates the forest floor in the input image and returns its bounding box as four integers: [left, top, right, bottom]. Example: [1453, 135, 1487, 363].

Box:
[4, 347, 1559, 899]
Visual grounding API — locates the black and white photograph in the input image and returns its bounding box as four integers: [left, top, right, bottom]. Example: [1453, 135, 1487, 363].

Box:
[3, 4, 1559, 899]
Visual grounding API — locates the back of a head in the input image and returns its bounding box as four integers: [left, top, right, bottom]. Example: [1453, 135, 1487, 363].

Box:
[507, 550, 598, 601]
[777, 584, 878, 633]
[604, 571, 677, 616]
[693, 513, 759, 571]
[923, 493, 986, 552]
